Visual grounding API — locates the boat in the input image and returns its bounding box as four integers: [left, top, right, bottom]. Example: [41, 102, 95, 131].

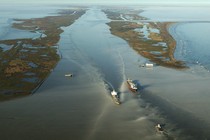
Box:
[155, 124, 164, 134]
[127, 79, 138, 92]
[65, 73, 73, 77]
[111, 90, 121, 105]
[140, 63, 154, 68]
[145, 63, 153, 68]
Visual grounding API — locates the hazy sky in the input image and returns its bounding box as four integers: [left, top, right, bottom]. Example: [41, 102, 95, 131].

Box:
[2, 0, 210, 4]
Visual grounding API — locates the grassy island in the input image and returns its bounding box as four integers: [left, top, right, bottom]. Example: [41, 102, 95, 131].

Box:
[103, 8, 186, 69]
[0, 8, 86, 101]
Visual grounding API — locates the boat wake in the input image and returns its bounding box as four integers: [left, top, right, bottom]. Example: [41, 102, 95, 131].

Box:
[135, 116, 147, 122]
[103, 80, 114, 92]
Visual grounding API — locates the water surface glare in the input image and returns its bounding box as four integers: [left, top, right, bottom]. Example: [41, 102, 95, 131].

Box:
[170, 22, 210, 73]
[65, 8, 124, 90]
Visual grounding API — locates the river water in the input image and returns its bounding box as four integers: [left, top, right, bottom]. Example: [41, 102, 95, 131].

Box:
[1, 5, 210, 140]
[60, 7, 124, 90]
[0, 6, 164, 140]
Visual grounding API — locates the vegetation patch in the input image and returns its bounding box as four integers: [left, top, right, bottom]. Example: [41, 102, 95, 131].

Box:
[104, 9, 187, 69]
[0, 7, 86, 101]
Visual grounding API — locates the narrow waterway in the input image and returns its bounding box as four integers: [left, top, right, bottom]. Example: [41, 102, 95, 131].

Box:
[0, 7, 162, 140]
[63, 8, 125, 90]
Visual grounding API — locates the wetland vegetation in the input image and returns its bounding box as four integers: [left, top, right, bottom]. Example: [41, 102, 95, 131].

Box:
[104, 8, 187, 69]
[0, 7, 86, 101]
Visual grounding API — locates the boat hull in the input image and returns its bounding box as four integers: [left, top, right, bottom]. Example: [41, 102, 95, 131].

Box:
[127, 81, 138, 92]
[112, 95, 121, 105]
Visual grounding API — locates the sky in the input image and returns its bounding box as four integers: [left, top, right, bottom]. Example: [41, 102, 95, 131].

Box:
[1, 0, 210, 4]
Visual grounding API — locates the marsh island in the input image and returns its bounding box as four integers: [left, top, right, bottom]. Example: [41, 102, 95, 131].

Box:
[103, 8, 186, 69]
[0, 7, 86, 101]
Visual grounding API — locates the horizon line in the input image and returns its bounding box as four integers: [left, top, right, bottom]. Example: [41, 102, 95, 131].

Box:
[1, 1, 210, 6]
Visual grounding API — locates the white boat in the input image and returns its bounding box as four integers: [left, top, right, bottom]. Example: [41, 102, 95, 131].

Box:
[155, 124, 164, 134]
[140, 63, 154, 68]
[65, 73, 73, 77]
[111, 90, 121, 105]
[127, 79, 138, 92]
[145, 63, 153, 68]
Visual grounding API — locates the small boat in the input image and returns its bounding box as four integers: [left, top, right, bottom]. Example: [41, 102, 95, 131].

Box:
[65, 73, 73, 77]
[140, 63, 154, 68]
[145, 63, 153, 68]
[155, 124, 164, 134]
[127, 79, 138, 92]
[111, 90, 121, 105]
